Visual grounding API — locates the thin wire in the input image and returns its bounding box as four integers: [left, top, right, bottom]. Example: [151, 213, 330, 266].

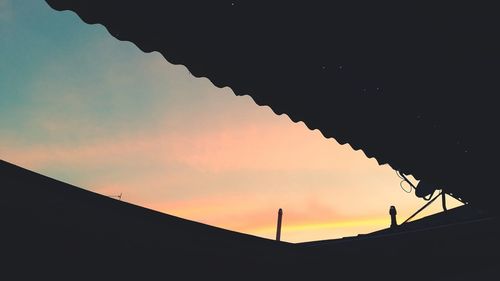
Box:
[400, 180, 412, 193]
[422, 190, 435, 201]
[396, 170, 412, 193]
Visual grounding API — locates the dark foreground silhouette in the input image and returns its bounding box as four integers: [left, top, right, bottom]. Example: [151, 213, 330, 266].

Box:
[7, 4, 499, 279]
[1, 160, 498, 280]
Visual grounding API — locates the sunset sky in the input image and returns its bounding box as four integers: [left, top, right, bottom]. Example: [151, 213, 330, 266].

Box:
[0, 0, 461, 242]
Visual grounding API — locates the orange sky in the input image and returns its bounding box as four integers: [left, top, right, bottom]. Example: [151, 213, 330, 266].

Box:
[0, 1, 462, 243]
[1, 84, 462, 242]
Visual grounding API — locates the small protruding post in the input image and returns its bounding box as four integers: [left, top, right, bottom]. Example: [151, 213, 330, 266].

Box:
[389, 206, 398, 228]
[276, 208, 283, 241]
[442, 191, 447, 212]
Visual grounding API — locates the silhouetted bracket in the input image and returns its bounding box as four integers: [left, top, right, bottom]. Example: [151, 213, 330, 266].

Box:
[442, 192, 447, 211]
[402, 191, 443, 224]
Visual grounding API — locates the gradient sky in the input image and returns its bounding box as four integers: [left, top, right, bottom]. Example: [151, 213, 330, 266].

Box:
[0, 0, 461, 242]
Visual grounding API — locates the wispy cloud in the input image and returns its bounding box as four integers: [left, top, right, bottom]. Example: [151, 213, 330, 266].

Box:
[1, 104, 453, 242]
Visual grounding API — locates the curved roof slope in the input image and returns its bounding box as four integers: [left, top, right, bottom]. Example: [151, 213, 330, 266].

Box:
[2, 159, 498, 279]
[0, 160, 291, 279]
[45, 1, 499, 211]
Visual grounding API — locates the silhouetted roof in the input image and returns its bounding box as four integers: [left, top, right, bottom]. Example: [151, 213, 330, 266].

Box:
[0, 160, 290, 279]
[45, 1, 500, 211]
[299, 204, 492, 247]
[2, 160, 498, 279]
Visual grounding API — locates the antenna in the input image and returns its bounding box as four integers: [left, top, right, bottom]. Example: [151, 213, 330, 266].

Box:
[108, 193, 123, 201]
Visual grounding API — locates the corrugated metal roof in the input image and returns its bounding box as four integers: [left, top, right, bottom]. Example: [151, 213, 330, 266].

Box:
[45, 1, 500, 212]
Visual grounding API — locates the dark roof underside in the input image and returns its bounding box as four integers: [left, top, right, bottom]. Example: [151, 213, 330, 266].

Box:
[45, 1, 500, 211]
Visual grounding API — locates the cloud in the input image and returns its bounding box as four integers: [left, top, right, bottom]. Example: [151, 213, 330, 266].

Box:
[0, 113, 379, 179]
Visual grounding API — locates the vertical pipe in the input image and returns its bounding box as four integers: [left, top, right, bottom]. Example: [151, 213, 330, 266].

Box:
[389, 206, 397, 228]
[276, 208, 283, 241]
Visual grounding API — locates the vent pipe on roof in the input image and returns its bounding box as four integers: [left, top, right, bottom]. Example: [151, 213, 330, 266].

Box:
[390, 206, 398, 228]
[276, 208, 283, 241]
